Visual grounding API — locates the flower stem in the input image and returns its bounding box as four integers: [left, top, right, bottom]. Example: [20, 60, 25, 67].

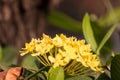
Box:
[24, 67, 46, 80]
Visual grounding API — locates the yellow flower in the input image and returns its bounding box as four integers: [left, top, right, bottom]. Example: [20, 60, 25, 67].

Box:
[33, 41, 53, 56]
[87, 54, 102, 72]
[48, 53, 66, 68]
[63, 44, 77, 59]
[76, 55, 88, 67]
[20, 38, 37, 56]
[52, 34, 63, 47]
[20, 34, 104, 75]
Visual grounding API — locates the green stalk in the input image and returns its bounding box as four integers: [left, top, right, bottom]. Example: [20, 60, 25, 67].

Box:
[24, 67, 46, 80]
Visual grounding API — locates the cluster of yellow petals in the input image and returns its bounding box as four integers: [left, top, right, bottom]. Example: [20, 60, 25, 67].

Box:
[20, 34, 103, 74]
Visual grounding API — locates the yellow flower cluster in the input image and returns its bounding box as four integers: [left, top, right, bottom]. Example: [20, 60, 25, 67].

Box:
[20, 34, 103, 75]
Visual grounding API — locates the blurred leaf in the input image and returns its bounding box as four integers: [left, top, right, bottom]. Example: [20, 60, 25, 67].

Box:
[37, 71, 48, 80]
[65, 75, 92, 80]
[98, 7, 120, 26]
[96, 24, 116, 55]
[91, 22, 106, 44]
[35, 59, 50, 73]
[0, 46, 2, 60]
[105, 56, 114, 66]
[35, 59, 43, 69]
[21, 68, 33, 79]
[91, 22, 113, 57]
[48, 11, 82, 32]
[21, 55, 37, 69]
[111, 54, 120, 80]
[48, 66, 64, 80]
[97, 73, 111, 80]
[2, 46, 17, 63]
[82, 13, 97, 52]
[0, 46, 17, 69]
[24, 67, 46, 80]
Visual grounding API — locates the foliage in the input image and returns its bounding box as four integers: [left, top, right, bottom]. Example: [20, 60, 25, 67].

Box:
[82, 13, 97, 52]
[65, 75, 93, 80]
[18, 12, 119, 80]
[48, 67, 64, 80]
[48, 11, 82, 32]
[0, 46, 2, 60]
[1, 6, 120, 80]
[111, 54, 120, 80]
[0, 46, 17, 69]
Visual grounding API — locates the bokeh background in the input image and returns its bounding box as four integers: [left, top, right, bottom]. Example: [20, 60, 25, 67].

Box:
[0, 0, 120, 66]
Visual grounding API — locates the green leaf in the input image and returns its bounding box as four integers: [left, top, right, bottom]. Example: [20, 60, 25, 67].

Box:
[37, 71, 48, 80]
[82, 13, 97, 52]
[48, 11, 82, 32]
[21, 55, 37, 69]
[98, 7, 120, 26]
[22, 68, 33, 79]
[96, 24, 116, 55]
[24, 67, 46, 80]
[35, 59, 43, 69]
[111, 55, 120, 80]
[0, 46, 17, 69]
[0, 46, 2, 60]
[48, 66, 64, 80]
[97, 73, 111, 80]
[2, 46, 17, 62]
[91, 22, 113, 57]
[65, 75, 92, 80]
[105, 56, 114, 66]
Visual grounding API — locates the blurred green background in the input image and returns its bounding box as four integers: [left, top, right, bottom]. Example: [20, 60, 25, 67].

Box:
[0, 0, 120, 69]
